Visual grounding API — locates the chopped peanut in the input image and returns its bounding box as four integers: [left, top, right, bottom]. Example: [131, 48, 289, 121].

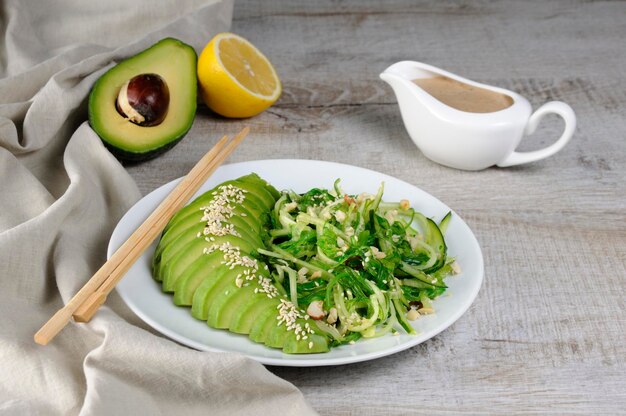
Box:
[326, 307, 338, 324]
[406, 308, 420, 321]
[306, 300, 326, 320]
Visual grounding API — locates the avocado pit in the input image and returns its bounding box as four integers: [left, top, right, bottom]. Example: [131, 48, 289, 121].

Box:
[116, 73, 170, 127]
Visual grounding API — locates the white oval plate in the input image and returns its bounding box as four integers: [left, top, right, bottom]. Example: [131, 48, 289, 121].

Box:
[111, 159, 483, 367]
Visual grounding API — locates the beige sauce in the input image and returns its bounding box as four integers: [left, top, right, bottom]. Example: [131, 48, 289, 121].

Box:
[413, 76, 513, 113]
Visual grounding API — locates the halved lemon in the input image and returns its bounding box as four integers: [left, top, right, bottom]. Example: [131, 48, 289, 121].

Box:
[197, 32, 281, 118]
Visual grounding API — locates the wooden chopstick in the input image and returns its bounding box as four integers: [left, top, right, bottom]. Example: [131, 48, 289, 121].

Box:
[34, 127, 249, 346]
[72, 128, 249, 322]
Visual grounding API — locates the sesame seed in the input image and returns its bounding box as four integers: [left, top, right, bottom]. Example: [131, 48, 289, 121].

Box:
[276, 299, 309, 336]
[199, 185, 246, 238]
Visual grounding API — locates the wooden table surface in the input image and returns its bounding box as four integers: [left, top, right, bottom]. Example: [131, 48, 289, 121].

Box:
[126, 1, 626, 414]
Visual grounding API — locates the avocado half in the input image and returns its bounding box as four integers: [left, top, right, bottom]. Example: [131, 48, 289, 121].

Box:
[88, 38, 197, 161]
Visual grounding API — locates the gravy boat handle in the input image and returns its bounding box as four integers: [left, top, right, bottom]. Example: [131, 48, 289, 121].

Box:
[498, 101, 576, 167]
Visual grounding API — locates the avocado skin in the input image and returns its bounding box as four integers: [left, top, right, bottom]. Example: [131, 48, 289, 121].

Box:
[88, 38, 197, 162]
[100, 135, 184, 163]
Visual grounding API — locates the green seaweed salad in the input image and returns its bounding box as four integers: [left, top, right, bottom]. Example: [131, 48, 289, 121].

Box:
[258, 180, 458, 347]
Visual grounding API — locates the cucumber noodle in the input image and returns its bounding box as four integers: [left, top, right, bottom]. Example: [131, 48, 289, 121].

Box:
[257, 181, 455, 347]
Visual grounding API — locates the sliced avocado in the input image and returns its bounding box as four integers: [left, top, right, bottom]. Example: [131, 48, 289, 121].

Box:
[227, 173, 280, 201]
[283, 332, 330, 354]
[160, 201, 264, 249]
[153, 203, 263, 275]
[193, 178, 276, 211]
[191, 265, 260, 320]
[154, 174, 276, 277]
[157, 232, 258, 284]
[256, 309, 330, 352]
[163, 178, 250, 232]
[172, 250, 225, 305]
[160, 234, 258, 292]
[88, 38, 197, 161]
[156, 219, 263, 275]
[264, 313, 330, 353]
[155, 210, 265, 281]
[240, 173, 281, 200]
[174, 250, 267, 306]
[230, 296, 281, 334]
[265, 319, 291, 348]
[206, 267, 272, 324]
[190, 267, 229, 319]
[249, 306, 279, 344]
[170, 188, 269, 231]
[207, 284, 260, 329]
[234, 180, 277, 211]
[164, 179, 273, 232]
[156, 204, 262, 259]
[153, 226, 258, 280]
[257, 308, 283, 345]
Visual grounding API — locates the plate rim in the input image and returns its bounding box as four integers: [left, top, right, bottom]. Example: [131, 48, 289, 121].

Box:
[111, 159, 484, 367]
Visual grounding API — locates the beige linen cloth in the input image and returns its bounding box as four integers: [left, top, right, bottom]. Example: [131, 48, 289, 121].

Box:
[0, 1, 316, 414]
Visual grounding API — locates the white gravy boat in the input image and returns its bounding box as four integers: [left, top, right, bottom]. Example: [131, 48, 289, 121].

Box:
[380, 61, 576, 170]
